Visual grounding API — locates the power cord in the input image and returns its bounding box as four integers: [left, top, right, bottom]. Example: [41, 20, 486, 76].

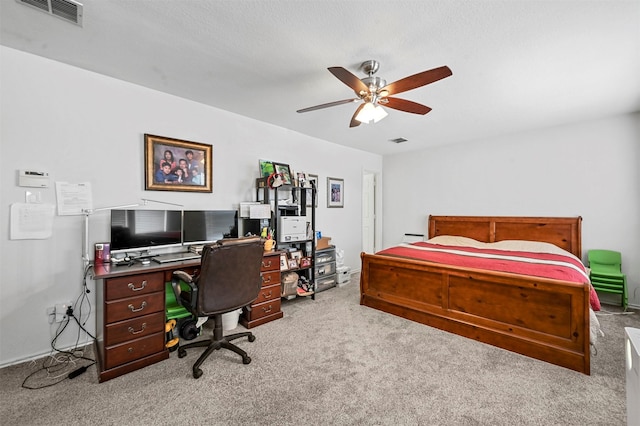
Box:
[22, 265, 97, 389]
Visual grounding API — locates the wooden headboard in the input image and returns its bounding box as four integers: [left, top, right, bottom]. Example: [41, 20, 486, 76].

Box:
[428, 215, 582, 258]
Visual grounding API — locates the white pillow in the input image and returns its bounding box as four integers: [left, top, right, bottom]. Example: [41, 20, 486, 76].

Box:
[426, 235, 488, 248]
[490, 240, 571, 257]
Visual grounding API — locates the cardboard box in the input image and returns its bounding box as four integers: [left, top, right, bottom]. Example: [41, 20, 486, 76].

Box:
[316, 236, 332, 250]
[337, 266, 351, 285]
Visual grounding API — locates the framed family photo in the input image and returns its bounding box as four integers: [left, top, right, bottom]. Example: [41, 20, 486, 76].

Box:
[144, 134, 212, 192]
[327, 177, 344, 208]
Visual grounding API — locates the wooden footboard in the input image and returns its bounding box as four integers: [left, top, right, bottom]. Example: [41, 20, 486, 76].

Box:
[360, 252, 591, 374]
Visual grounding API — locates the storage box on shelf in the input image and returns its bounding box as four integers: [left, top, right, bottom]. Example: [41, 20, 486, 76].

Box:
[315, 246, 337, 292]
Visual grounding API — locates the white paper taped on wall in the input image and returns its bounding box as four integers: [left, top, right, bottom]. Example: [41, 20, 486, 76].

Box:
[10, 203, 55, 240]
[55, 181, 93, 216]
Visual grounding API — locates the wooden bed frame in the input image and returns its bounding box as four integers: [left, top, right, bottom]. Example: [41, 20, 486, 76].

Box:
[360, 216, 591, 374]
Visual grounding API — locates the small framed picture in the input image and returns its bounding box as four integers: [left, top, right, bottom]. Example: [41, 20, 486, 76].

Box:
[296, 172, 309, 188]
[280, 253, 289, 271]
[273, 162, 293, 185]
[300, 257, 312, 268]
[290, 250, 303, 262]
[327, 177, 344, 208]
[259, 160, 275, 178]
[288, 258, 299, 269]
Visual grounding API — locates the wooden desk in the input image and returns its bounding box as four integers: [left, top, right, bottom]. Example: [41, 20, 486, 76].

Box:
[92, 259, 200, 383]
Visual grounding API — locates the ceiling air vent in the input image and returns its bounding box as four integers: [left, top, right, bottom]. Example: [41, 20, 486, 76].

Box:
[17, 0, 83, 26]
[389, 137, 408, 144]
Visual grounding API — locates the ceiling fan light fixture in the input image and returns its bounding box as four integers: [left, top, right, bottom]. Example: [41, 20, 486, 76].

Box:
[355, 102, 388, 124]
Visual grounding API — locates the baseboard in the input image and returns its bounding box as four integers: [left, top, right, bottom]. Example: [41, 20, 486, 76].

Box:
[0, 341, 93, 370]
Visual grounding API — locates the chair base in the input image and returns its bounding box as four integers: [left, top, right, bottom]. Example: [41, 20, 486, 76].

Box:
[178, 313, 255, 379]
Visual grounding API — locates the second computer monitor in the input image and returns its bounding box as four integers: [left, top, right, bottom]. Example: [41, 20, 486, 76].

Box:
[182, 210, 238, 245]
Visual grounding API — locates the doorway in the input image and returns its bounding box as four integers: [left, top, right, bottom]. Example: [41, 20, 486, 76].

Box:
[362, 170, 376, 253]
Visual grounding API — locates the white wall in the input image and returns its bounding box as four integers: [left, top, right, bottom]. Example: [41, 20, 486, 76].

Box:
[383, 113, 640, 307]
[0, 47, 383, 366]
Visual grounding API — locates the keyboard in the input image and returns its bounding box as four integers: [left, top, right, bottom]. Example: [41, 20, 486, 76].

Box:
[152, 252, 201, 264]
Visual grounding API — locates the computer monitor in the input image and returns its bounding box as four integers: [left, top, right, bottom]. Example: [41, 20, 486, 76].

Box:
[110, 209, 183, 254]
[182, 210, 239, 245]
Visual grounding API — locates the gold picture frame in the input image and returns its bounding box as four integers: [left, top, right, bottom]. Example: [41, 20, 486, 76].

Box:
[144, 134, 212, 192]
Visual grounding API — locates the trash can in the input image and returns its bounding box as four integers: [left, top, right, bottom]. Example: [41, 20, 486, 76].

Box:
[222, 309, 242, 331]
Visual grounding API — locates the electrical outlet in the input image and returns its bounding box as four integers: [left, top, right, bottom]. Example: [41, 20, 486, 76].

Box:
[52, 302, 73, 323]
[46, 307, 55, 324]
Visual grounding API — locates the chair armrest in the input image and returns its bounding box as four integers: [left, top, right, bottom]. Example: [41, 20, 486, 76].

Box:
[171, 270, 198, 315]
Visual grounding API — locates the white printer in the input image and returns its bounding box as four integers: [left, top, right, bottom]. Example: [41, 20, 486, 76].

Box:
[279, 216, 308, 242]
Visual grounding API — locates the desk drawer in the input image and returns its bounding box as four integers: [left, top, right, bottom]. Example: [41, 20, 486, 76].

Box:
[104, 332, 165, 370]
[105, 272, 164, 300]
[254, 283, 280, 305]
[261, 255, 280, 272]
[105, 292, 164, 323]
[261, 271, 281, 287]
[105, 312, 165, 346]
[246, 298, 281, 321]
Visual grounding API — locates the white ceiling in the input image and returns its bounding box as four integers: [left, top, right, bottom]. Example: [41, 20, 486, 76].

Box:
[1, 0, 639, 156]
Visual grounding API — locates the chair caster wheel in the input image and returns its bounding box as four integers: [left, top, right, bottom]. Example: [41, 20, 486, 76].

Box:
[193, 368, 203, 379]
[178, 348, 187, 358]
[248, 335, 256, 342]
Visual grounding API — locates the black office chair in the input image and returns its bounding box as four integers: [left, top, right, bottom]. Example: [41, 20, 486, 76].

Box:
[171, 236, 264, 378]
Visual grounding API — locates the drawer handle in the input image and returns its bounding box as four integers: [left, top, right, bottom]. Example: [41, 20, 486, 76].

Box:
[262, 260, 273, 268]
[262, 290, 272, 298]
[262, 305, 273, 314]
[128, 301, 147, 313]
[262, 275, 272, 284]
[128, 323, 147, 335]
[128, 347, 134, 353]
[128, 281, 147, 292]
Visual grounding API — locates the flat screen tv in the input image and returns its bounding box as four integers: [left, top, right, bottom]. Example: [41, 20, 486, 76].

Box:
[110, 209, 182, 254]
[183, 210, 239, 245]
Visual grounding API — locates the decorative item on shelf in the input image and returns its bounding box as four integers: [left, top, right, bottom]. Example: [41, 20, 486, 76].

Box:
[261, 227, 276, 251]
[259, 159, 275, 178]
[288, 258, 299, 269]
[290, 250, 303, 262]
[263, 238, 275, 252]
[300, 257, 312, 268]
[296, 171, 309, 188]
[279, 253, 289, 271]
[272, 162, 293, 185]
[267, 172, 284, 188]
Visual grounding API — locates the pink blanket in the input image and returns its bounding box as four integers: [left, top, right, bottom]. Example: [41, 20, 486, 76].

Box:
[378, 242, 601, 311]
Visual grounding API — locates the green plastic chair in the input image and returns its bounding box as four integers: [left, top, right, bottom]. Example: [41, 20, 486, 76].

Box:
[588, 249, 627, 310]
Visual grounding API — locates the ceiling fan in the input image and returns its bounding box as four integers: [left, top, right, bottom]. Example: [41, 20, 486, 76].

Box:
[297, 60, 452, 128]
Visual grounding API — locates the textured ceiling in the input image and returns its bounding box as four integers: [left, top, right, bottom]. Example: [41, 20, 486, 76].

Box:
[1, 0, 639, 155]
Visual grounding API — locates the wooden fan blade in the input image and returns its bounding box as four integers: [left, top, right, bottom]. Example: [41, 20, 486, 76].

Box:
[349, 103, 365, 127]
[297, 98, 359, 113]
[383, 97, 432, 115]
[328, 67, 369, 93]
[382, 66, 452, 96]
